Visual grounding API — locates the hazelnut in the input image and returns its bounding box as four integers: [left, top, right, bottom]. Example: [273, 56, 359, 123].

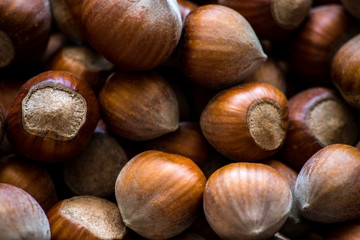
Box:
[0, 154, 58, 212]
[288, 4, 357, 86]
[177, 0, 198, 23]
[245, 58, 287, 94]
[180, 4, 267, 89]
[46, 45, 114, 93]
[47, 195, 130, 240]
[0, 183, 50, 240]
[204, 162, 292, 240]
[200, 82, 288, 162]
[341, 0, 360, 19]
[144, 121, 210, 167]
[294, 144, 360, 223]
[81, 0, 182, 70]
[115, 150, 206, 239]
[49, 0, 87, 41]
[0, 0, 52, 67]
[332, 34, 360, 109]
[280, 87, 357, 170]
[217, 0, 312, 40]
[63, 122, 128, 197]
[6, 71, 100, 162]
[99, 70, 179, 141]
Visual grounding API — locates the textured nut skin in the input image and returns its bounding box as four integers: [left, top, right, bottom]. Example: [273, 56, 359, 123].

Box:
[81, 0, 182, 71]
[280, 87, 357, 170]
[6, 71, 100, 162]
[0, 0, 52, 67]
[180, 4, 267, 89]
[0, 183, 51, 240]
[99, 71, 179, 141]
[47, 196, 129, 240]
[200, 82, 288, 162]
[204, 162, 292, 240]
[332, 34, 360, 109]
[115, 150, 206, 240]
[295, 144, 360, 223]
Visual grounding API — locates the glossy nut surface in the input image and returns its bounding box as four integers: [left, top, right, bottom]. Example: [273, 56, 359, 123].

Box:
[200, 82, 288, 162]
[204, 162, 292, 240]
[180, 4, 267, 89]
[115, 150, 206, 240]
[99, 71, 179, 141]
[81, 0, 182, 70]
[6, 71, 100, 162]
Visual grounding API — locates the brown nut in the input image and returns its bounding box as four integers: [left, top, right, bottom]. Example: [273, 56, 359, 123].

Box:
[177, 0, 198, 23]
[0, 154, 58, 212]
[115, 150, 206, 239]
[200, 82, 288, 162]
[47, 195, 130, 240]
[180, 4, 267, 89]
[0, 183, 51, 240]
[332, 34, 360, 109]
[341, 0, 360, 19]
[204, 162, 292, 240]
[0, 0, 52, 67]
[294, 144, 360, 223]
[144, 121, 210, 167]
[288, 4, 358, 86]
[81, 0, 182, 71]
[6, 71, 100, 162]
[280, 87, 357, 170]
[46, 45, 114, 93]
[49, 0, 87, 41]
[99, 70, 179, 141]
[217, 0, 312, 40]
[63, 122, 128, 197]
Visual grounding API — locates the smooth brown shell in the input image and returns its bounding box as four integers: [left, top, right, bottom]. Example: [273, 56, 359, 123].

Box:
[295, 144, 360, 223]
[200, 82, 288, 162]
[115, 150, 206, 240]
[204, 162, 292, 240]
[99, 71, 179, 141]
[81, 0, 182, 70]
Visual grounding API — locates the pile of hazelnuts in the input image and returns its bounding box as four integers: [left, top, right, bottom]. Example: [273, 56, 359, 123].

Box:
[1, 0, 360, 239]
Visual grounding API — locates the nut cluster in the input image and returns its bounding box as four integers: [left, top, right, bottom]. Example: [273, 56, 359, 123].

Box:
[1, 0, 360, 240]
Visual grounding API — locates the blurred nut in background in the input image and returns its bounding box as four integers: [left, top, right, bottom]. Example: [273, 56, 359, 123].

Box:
[46, 45, 114, 93]
[217, 0, 312, 40]
[0, 154, 58, 212]
[0, 0, 52, 68]
[332, 34, 360, 109]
